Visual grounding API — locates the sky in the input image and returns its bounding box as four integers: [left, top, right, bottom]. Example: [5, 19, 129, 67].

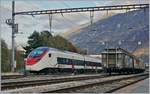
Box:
[0, 0, 149, 48]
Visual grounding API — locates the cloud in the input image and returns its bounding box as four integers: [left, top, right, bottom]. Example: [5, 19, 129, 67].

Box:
[0, 1, 112, 47]
[0, 0, 46, 47]
[1, 0, 148, 48]
[94, 0, 149, 6]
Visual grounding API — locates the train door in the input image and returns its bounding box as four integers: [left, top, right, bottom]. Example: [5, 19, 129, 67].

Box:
[70, 59, 75, 73]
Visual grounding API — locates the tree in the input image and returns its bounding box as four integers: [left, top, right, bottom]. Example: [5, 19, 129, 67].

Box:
[76, 48, 88, 55]
[52, 35, 77, 52]
[24, 31, 40, 57]
[1, 39, 11, 72]
[15, 50, 25, 72]
[24, 30, 78, 57]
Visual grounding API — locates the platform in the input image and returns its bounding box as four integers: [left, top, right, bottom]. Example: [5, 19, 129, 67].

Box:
[114, 78, 149, 93]
[1, 72, 23, 76]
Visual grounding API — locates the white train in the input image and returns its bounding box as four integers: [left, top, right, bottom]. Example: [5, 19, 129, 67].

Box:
[26, 47, 102, 74]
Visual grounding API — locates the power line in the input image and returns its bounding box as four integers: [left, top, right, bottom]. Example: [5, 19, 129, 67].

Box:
[61, 1, 87, 26]
[62, 1, 89, 19]
[15, 4, 149, 15]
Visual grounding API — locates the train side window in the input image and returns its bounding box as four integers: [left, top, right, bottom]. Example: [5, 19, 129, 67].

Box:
[66, 59, 69, 63]
[48, 54, 51, 57]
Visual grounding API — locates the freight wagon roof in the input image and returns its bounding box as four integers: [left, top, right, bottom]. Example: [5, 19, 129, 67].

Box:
[102, 48, 131, 54]
[101, 48, 140, 60]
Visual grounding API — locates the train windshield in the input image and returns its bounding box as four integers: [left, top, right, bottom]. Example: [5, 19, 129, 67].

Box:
[29, 47, 49, 58]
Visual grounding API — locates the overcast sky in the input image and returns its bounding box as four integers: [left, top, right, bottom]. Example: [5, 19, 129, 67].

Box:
[0, 0, 149, 48]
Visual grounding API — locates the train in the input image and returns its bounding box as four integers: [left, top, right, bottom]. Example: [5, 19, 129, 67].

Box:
[25, 47, 145, 75]
[101, 48, 145, 75]
[25, 47, 102, 74]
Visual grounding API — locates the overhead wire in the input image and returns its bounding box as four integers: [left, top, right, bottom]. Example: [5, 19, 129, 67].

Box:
[62, 1, 89, 19]
[60, 1, 78, 26]
[61, 1, 90, 27]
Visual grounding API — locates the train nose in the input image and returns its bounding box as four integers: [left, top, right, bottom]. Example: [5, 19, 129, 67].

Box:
[26, 58, 39, 65]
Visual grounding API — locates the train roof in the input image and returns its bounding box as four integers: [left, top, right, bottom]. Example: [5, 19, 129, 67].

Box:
[36, 47, 77, 54]
[37, 47, 81, 56]
[35, 47, 101, 61]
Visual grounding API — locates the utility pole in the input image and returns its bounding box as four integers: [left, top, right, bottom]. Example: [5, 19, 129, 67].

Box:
[90, 11, 94, 31]
[12, 1, 15, 72]
[105, 42, 109, 69]
[48, 14, 52, 33]
[6, 1, 17, 72]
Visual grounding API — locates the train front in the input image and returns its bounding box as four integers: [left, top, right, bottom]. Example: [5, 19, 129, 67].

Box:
[25, 47, 49, 72]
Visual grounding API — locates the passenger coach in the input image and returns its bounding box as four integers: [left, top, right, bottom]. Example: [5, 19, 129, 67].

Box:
[26, 47, 102, 74]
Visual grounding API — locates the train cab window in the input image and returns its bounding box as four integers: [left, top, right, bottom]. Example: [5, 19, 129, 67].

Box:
[29, 47, 49, 58]
[48, 54, 51, 57]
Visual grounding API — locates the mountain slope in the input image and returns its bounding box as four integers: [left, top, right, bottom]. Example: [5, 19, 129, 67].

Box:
[66, 8, 149, 63]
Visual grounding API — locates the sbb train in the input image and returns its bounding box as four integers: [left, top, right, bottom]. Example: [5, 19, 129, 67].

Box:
[26, 47, 102, 74]
[101, 48, 145, 74]
[25, 47, 145, 75]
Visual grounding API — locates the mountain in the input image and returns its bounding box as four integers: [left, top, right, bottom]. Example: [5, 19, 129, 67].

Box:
[65, 8, 149, 63]
[61, 11, 117, 38]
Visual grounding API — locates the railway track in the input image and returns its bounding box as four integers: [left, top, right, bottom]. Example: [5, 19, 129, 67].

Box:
[45, 73, 148, 93]
[105, 76, 148, 93]
[2, 74, 108, 90]
[1, 74, 24, 80]
[61, 73, 148, 93]
[2, 73, 148, 93]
